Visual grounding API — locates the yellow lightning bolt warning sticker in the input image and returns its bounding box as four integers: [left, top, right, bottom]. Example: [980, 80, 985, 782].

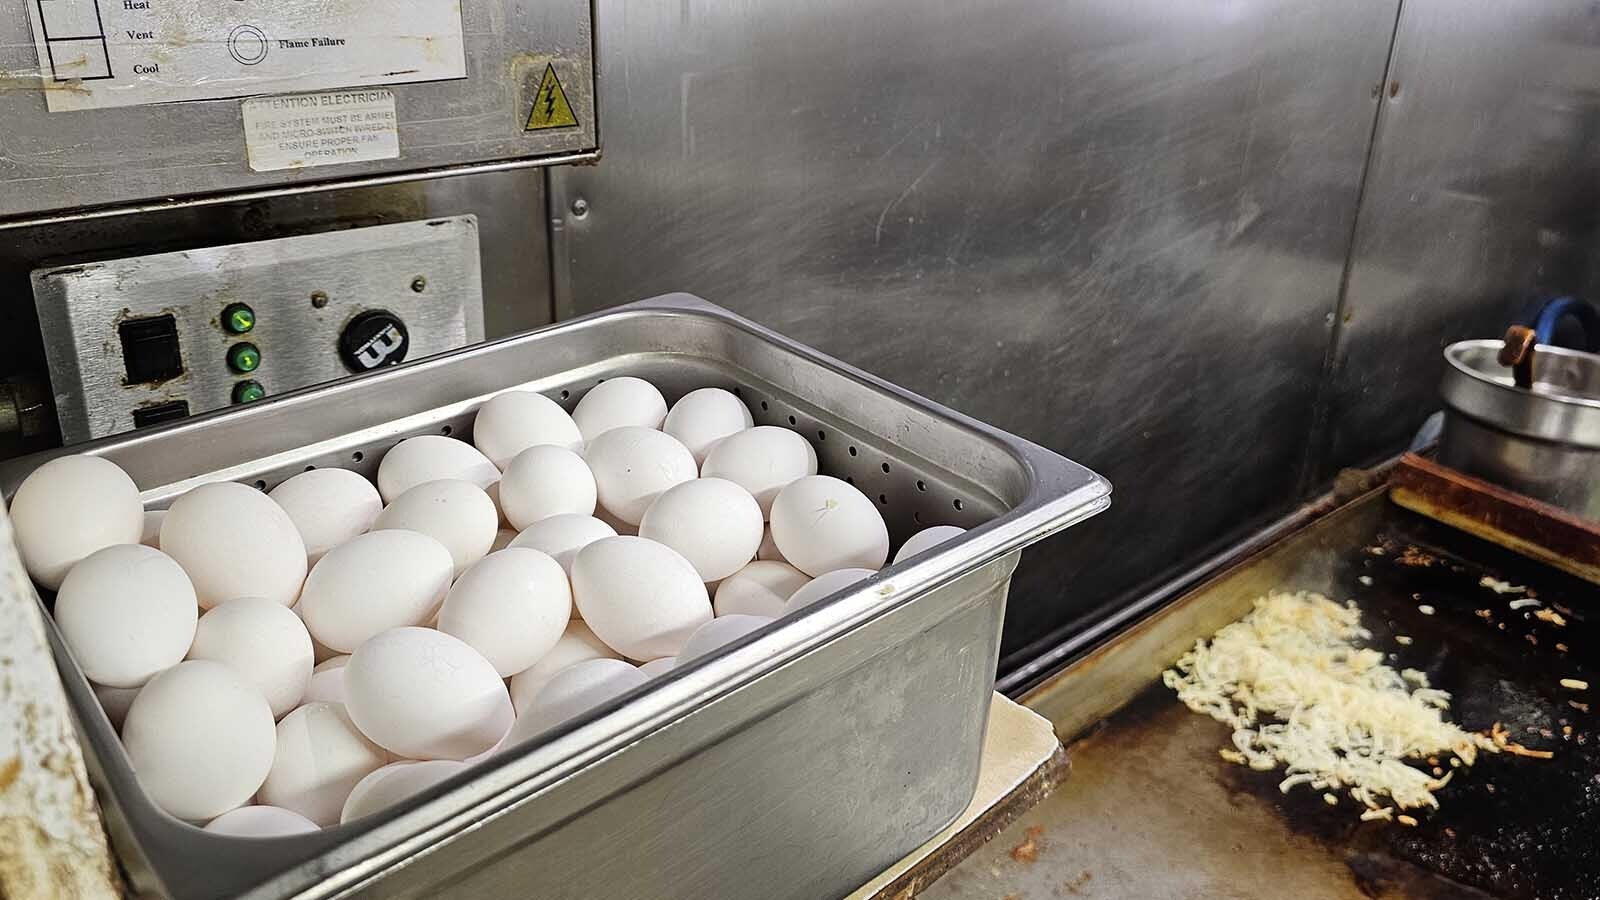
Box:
[526, 63, 578, 131]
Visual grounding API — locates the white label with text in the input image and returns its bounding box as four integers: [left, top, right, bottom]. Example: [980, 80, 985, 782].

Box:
[24, 0, 465, 112]
[241, 90, 399, 172]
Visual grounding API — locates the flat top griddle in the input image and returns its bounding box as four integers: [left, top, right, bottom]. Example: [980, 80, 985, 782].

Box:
[924, 493, 1600, 900]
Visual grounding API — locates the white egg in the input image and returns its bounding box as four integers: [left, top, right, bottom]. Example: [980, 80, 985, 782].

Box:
[344, 627, 513, 761]
[204, 805, 319, 837]
[376, 435, 499, 503]
[471, 390, 584, 469]
[638, 478, 763, 582]
[503, 659, 648, 749]
[303, 656, 350, 706]
[769, 476, 889, 576]
[140, 510, 166, 549]
[372, 479, 498, 577]
[438, 549, 572, 677]
[93, 682, 141, 730]
[269, 469, 384, 567]
[297, 530, 454, 652]
[258, 702, 386, 826]
[490, 528, 517, 553]
[497, 445, 597, 530]
[894, 525, 967, 564]
[756, 524, 785, 562]
[701, 427, 819, 519]
[188, 598, 314, 719]
[663, 388, 754, 465]
[122, 660, 277, 821]
[785, 568, 877, 612]
[571, 536, 712, 660]
[161, 481, 307, 609]
[638, 657, 676, 678]
[584, 427, 697, 526]
[571, 377, 668, 441]
[55, 544, 196, 689]
[508, 513, 617, 580]
[340, 760, 468, 824]
[507, 620, 621, 714]
[714, 561, 810, 618]
[677, 615, 775, 664]
[9, 454, 144, 590]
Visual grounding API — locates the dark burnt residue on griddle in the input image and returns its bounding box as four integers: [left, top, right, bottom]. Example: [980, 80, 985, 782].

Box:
[1046, 500, 1597, 900]
[1339, 519, 1600, 899]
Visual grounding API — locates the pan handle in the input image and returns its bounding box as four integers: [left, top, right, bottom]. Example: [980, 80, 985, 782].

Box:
[1498, 326, 1537, 390]
[1531, 296, 1600, 352]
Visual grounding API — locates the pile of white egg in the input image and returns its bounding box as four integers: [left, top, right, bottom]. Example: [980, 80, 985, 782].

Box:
[13, 377, 969, 837]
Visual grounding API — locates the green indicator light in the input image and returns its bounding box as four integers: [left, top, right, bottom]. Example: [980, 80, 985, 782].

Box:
[227, 342, 262, 374]
[222, 303, 256, 335]
[232, 380, 266, 404]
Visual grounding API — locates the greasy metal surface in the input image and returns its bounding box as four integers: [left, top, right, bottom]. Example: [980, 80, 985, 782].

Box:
[1322, 0, 1600, 480]
[0, 168, 552, 451]
[937, 492, 1600, 900]
[549, 0, 1401, 661]
[997, 466, 1387, 697]
[1019, 490, 1391, 739]
[34, 218, 484, 443]
[1391, 453, 1600, 585]
[0, 0, 596, 219]
[3, 296, 1109, 900]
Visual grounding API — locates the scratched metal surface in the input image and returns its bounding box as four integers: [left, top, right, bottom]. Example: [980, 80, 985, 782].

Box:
[1319, 0, 1600, 481]
[549, 0, 1400, 659]
[0, 0, 594, 218]
[0, 168, 552, 448]
[925, 494, 1600, 900]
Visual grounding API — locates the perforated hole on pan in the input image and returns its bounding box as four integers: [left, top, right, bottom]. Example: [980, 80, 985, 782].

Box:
[554, 378, 613, 413]
[235, 408, 480, 493]
[736, 386, 981, 542]
[218, 370, 986, 535]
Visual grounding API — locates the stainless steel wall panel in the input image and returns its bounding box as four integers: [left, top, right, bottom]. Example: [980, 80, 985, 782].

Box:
[551, 0, 1399, 656]
[1322, 0, 1600, 480]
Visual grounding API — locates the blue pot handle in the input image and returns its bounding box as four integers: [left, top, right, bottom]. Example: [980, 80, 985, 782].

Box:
[1531, 296, 1600, 351]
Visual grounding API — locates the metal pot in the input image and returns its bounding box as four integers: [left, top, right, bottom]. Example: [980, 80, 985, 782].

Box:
[1438, 339, 1600, 519]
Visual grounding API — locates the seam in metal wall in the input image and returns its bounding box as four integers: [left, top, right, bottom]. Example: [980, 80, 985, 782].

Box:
[1299, 0, 1410, 497]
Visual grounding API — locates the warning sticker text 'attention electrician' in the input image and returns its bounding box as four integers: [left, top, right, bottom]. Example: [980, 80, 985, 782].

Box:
[241, 89, 399, 172]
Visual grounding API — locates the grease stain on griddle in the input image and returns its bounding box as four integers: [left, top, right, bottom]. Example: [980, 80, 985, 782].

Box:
[1306, 521, 1598, 899]
[932, 503, 1595, 900]
[1008, 825, 1045, 864]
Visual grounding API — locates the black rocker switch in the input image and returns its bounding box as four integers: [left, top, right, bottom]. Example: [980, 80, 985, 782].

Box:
[119, 314, 184, 384]
[132, 401, 190, 429]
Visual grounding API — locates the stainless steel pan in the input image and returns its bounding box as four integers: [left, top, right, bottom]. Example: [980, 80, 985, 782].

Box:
[2, 294, 1110, 900]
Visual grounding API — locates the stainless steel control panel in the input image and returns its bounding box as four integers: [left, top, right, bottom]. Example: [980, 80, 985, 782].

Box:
[32, 217, 484, 443]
